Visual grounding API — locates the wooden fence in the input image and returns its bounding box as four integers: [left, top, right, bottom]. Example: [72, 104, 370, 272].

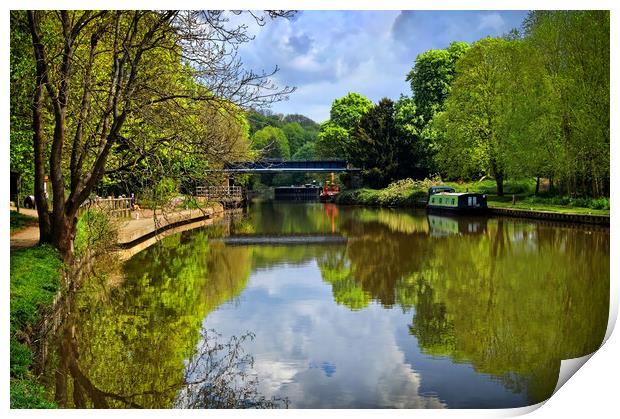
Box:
[77, 197, 133, 219]
[195, 186, 243, 202]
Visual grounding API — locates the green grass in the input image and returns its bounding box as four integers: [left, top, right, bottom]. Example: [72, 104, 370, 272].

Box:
[10, 211, 38, 234]
[338, 178, 610, 216]
[443, 179, 609, 215]
[10, 245, 64, 408]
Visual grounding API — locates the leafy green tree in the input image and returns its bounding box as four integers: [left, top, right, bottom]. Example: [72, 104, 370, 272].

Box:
[281, 122, 307, 156]
[292, 141, 316, 160]
[9, 14, 36, 196]
[316, 122, 349, 159]
[329, 92, 374, 129]
[523, 11, 609, 197]
[348, 98, 399, 187]
[393, 96, 429, 178]
[251, 126, 290, 159]
[246, 109, 285, 136]
[406, 42, 469, 123]
[316, 92, 372, 159]
[434, 38, 521, 195]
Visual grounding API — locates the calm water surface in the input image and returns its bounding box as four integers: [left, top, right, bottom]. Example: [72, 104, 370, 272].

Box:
[41, 202, 609, 408]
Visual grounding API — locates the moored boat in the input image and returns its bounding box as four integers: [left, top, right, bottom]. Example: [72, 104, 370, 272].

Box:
[426, 191, 488, 214]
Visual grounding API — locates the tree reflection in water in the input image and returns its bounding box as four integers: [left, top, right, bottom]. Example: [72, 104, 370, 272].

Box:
[176, 329, 288, 408]
[40, 203, 609, 408]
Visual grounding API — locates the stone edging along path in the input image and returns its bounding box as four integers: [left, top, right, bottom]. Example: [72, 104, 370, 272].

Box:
[115, 204, 224, 247]
[9, 204, 227, 251]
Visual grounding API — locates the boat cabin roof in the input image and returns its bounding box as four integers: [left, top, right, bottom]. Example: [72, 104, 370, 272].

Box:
[433, 192, 485, 197]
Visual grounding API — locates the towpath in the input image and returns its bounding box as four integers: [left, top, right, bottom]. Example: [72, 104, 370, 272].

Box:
[10, 204, 224, 251]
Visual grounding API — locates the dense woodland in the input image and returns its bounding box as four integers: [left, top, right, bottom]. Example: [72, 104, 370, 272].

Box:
[9, 10, 610, 259]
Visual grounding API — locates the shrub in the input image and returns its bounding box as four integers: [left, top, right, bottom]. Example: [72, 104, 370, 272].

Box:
[74, 209, 118, 258]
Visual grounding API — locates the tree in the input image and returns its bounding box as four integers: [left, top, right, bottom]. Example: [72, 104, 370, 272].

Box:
[523, 11, 609, 197]
[316, 92, 372, 159]
[251, 126, 290, 159]
[315, 123, 349, 159]
[13, 10, 294, 260]
[406, 42, 469, 123]
[348, 98, 399, 187]
[10, 14, 36, 196]
[292, 141, 316, 160]
[393, 96, 427, 178]
[433, 38, 521, 195]
[281, 122, 307, 156]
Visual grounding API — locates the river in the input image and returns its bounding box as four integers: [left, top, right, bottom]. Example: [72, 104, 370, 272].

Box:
[40, 201, 609, 408]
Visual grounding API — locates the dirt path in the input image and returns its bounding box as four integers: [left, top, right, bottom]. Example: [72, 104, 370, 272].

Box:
[10, 207, 40, 250]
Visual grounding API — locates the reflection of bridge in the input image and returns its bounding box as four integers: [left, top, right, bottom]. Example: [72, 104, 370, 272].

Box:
[221, 160, 360, 174]
[219, 233, 347, 246]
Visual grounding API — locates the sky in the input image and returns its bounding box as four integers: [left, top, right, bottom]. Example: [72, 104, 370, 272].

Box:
[234, 10, 529, 123]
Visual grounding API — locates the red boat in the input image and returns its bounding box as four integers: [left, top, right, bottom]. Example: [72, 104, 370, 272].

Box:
[320, 173, 340, 202]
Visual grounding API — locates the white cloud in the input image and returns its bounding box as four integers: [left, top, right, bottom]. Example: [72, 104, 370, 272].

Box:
[233, 11, 528, 123]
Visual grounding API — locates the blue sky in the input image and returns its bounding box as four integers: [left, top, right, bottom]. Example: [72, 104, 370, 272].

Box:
[235, 10, 529, 122]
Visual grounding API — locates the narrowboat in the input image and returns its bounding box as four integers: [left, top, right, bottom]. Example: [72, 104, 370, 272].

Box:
[426, 191, 488, 214]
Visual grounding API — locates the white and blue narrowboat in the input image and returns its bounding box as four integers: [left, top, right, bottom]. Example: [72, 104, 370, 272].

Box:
[426, 186, 488, 214]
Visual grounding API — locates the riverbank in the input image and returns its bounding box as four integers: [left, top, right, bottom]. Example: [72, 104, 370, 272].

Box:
[334, 179, 610, 223]
[10, 245, 64, 408]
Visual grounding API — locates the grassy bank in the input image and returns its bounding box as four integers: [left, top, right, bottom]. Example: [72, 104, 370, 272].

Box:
[10, 245, 64, 408]
[10, 211, 38, 234]
[335, 179, 434, 207]
[336, 178, 610, 216]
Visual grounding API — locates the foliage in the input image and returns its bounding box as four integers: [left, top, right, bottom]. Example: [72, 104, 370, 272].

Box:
[247, 109, 286, 135]
[348, 98, 399, 187]
[74, 209, 118, 259]
[9, 14, 36, 195]
[251, 126, 291, 159]
[336, 177, 441, 207]
[522, 11, 610, 197]
[316, 122, 350, 159]
[282, 122, 315, 157]
[433, 37, 520, 195]
[406, 41, 469, 122]
[316, 92, 373, 159]
[292, 141, 316, 160]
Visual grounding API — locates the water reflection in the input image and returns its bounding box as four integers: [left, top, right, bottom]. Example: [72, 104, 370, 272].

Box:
[41, 202, 608, 408]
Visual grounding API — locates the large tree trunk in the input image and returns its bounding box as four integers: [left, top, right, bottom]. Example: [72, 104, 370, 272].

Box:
[490, 157, 504, 196]
[496, 175, 504, 196]
[29, 12, 53, 243]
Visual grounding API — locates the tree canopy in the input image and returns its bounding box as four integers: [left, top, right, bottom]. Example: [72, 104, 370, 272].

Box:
[251, 126, 290, 159]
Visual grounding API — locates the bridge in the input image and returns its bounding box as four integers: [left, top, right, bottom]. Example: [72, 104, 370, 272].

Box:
[220, 159, 360, 174]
